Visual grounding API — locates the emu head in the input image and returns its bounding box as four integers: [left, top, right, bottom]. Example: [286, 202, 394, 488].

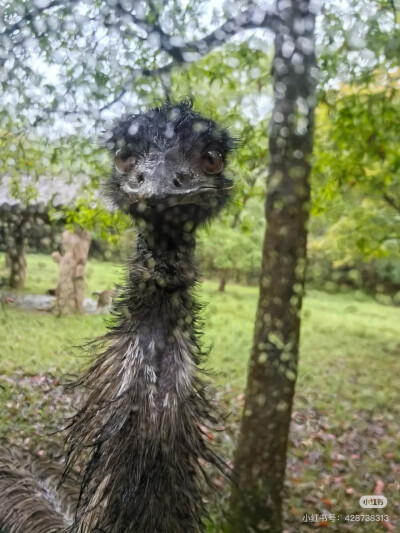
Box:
[104, 102, 235, 231]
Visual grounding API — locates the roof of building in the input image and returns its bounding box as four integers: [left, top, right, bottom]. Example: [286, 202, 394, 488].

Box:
[0, 174, 95, 211]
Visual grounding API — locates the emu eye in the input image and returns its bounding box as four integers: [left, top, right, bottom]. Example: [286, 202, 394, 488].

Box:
[202, 150, 223, 175]
[115, 149, 136, 173]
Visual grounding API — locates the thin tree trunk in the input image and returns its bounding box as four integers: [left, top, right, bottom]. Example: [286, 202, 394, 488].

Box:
[218, 269, 228, 292]
[218, 199, 249, 293]
[228, 1, 317, 531]
[8, 238, 27, 290]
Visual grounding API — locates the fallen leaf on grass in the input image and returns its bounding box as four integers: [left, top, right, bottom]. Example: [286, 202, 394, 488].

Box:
[374, 478, 384, 494]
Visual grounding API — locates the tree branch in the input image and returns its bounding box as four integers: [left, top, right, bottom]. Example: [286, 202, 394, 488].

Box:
[143, 5, 280, 64]
[5, 1, 279, 62]
[98, 5, 280, 111]
[113, 1, 280, 63]
[384, 193, 400, 214]
[99, 88, 127, 112]
[3, 1, 280, 119]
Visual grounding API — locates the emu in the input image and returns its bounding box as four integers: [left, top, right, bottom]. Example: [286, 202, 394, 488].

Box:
[0, 102, 235, 532]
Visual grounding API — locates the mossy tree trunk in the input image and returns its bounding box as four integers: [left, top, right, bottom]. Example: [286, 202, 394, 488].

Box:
[1, 205, 56, 290]
[227, 1, 317, 531]
[5, 216, 27, 290]
[8, 236, 27, 290]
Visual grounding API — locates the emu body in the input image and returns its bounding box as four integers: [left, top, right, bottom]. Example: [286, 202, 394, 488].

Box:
[0, 102, 234, 533]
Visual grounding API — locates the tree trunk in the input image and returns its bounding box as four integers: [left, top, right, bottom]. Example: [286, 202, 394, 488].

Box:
[54, 229, 91, 316]
[8, 238, 27, 290]
[218, 270, 228, 292]
[227, 1, 317, 532]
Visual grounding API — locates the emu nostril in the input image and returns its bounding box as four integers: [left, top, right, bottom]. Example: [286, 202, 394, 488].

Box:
[137, 174, 145, 184]
[173, 178, 182, 188]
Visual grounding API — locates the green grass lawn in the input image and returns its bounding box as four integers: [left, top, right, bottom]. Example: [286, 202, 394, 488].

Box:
[0, 252, 124, 296]
[1, 254, 398, 411]
[1, 253, 399, 531]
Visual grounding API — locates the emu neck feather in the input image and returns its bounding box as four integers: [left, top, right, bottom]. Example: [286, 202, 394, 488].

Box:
[65, 231, 216, 533]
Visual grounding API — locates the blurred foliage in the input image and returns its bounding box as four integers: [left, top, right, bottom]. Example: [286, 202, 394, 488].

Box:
[0, 125, 129, 243]
[310, 0, 400, 268]
[198, 197, 265, 284]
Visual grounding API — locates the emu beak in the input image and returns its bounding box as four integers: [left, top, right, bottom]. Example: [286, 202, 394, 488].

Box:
[133, 160, 214, 207]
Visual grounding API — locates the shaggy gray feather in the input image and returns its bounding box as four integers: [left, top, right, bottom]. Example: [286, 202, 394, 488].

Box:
[0, 447, 78, 532]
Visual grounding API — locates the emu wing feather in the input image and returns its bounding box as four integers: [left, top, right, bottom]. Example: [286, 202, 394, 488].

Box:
[0, 447, 77, 532]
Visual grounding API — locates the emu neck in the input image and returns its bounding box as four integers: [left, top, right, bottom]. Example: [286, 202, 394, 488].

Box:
[137, 220, 196, 253]
[131, 224, 198, 299]
[67, 219, 210, 532]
